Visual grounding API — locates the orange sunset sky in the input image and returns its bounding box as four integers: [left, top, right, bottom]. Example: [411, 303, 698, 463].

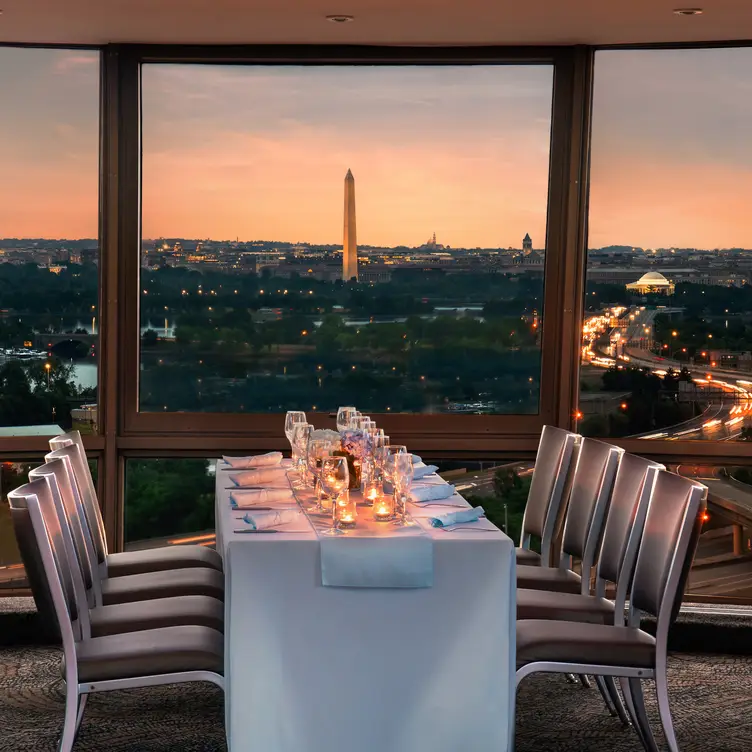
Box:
[1, 46, 751, 249]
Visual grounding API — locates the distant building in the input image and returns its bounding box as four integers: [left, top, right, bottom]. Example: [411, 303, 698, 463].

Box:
[626, 271, 675, 295]
[522, 233, 533, 252]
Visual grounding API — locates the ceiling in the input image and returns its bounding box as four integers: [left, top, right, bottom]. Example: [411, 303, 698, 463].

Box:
[0, 0, 751, 47]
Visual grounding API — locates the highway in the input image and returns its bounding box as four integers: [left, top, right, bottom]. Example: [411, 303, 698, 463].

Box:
[582, 305, 752, 441]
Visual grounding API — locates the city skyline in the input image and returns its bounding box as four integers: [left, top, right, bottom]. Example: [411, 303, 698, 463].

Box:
[2, 48, 752, 247]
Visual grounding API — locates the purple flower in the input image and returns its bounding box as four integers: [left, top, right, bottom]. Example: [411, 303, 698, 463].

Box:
[340, 429, 372, 460]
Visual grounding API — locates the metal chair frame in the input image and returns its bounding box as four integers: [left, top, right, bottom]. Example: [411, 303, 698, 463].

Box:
[516, 473, 707, 752]
[8, 477, 224, 752]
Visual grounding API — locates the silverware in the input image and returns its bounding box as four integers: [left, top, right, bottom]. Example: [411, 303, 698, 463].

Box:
[438, 524, 497, 532]
[233, 528, 308, 534]
[417, 503, 467, 508]
[232, 507, 273, 512]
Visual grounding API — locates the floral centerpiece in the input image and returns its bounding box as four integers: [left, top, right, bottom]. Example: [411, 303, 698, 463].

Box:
[311, 428, 342, 447]
[336, 429, 372, 489]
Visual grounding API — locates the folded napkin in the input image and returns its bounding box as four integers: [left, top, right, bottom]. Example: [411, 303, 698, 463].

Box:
[430, 506, 485, 528]
[409, 483, 455, 503]
[230, 488, 295, 509]
[411, 454, 422, 464]
[229, 467, 289, 487]
[413, 462, 439, 480]
[241, 508, 301, 531]
[223, 452, 283, 469]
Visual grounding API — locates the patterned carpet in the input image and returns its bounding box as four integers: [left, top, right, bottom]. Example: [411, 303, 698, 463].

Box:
[0, 647, 750, 751]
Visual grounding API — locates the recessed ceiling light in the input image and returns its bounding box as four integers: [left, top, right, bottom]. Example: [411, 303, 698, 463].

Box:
[326, 15, 354, 23]
[673, 8, 703, 15]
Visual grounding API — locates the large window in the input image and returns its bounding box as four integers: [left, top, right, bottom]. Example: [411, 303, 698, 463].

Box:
[124, 458, 216, 548]
[581, 48, 752, 445]
[138, 63, 553, 416]
[0, 48, 100, 436]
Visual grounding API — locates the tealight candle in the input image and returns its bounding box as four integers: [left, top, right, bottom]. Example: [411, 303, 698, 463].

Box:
[373, 496, 394, 522]
[362, 480, 380, 507]
[335, 491, 357, 529]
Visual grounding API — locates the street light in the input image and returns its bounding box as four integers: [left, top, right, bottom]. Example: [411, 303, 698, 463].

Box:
[44, 362, 51, 389]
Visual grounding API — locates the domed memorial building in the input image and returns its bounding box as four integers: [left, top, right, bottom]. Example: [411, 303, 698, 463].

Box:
[625, 270, 675, 295]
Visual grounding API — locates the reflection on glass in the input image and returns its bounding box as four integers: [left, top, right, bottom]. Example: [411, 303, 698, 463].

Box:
[124, 459, 214, 547]
[581, 48, 752, 444]
[0, 48, 100, 436]
[139, 63, 553, 415]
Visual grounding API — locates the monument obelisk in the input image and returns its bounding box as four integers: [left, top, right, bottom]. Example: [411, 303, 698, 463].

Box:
[342, 168, 358, 281]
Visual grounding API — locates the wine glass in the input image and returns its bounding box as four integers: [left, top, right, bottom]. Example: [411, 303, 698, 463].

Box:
[382, 444, 407, 492]
[291, 422, 312, 486]
[336, 406, 357, 433]
[320, 456, 350, 536]
[306, 438, 332, 512]
[285, 411, 307, 454]
[392, 452, 415, 527]
[347, 410, 362, 429]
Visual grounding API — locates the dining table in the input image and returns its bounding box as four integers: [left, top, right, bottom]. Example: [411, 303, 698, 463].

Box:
[215, 457, 516, 752]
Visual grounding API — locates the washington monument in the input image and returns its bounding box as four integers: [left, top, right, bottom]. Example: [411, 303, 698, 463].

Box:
[343, 168, 358, 281]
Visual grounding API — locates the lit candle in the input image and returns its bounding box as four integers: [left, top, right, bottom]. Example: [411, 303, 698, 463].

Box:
[374, 502, 391, 521]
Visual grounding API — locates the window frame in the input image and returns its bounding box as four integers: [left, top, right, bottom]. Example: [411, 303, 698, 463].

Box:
[116, 44, 588, 452]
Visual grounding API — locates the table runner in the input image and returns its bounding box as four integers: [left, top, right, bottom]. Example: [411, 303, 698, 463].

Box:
[294, 485, 433, 589]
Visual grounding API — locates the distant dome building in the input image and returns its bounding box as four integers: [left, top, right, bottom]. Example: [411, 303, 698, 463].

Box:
[625, 271, 675, 295]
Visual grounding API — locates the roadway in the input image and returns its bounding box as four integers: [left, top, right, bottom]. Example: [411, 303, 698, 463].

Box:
[582, 304, 752, 441]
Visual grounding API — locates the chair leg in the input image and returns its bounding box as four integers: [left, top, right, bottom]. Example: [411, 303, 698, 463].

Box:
[619, 677, 650, 750]
[579, 674, 592, 688]
[75, 693, 88, 738]
[627, 678, 660, 752]
[602, 676, 631, 727]
[656, 662, 680, 752]
[594, 675, 617, 716]
[565, 673, 578, 684]
[58, 683, 79, 752]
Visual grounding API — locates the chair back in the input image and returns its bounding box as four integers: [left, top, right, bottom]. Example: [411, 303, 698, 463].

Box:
[8, 479, 87, 658]
[595, 453, 664, 608]
[519, 425, 579, 564]
[49, 431, 108, 563]
[629, 471, 707, 634]
[559, 438, 622, 584]
[7, 489, 58, 634]
[29, 459, 98, 605]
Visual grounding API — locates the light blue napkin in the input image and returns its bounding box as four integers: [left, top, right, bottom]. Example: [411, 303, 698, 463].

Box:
[413, 463, 439, 480]
[430, 506, 485, 528]
[411, 454, 422, 464]
[409, 483, 455, 503]
[242, 508, 300, 530]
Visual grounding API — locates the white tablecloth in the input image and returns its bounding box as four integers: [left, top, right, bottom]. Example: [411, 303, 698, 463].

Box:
[215, 462, 516, 752]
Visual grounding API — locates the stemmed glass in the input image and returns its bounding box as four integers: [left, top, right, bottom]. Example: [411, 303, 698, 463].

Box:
[374, 434, 390, 483]
[285, 411, 307, 455]
[320, 456, 350, 536]
[392, 452, 416, 527]
[382, 444, 407, 492]
[305, 438, 333, 512]
[336, 406, 357, 433]
[290, 422, 312, 488]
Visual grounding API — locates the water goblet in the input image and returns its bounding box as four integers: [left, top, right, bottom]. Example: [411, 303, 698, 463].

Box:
[382, 444, 407, 493]
[285, 411, 307, 455]
[306, 438, 333, 512]
[290, 422, 312, 487]
[336, 406, 357, 433]
[392, 452, 416, 527]
[320, 457, 350, 536]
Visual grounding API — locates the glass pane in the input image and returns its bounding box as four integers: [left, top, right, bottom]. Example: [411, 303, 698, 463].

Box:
[0, 48, 100, 436]
[675, 464, 752, 602]
[124, 458, 215, 549]
[140, 64, 553, 415]
[581, 48, 752, 443]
